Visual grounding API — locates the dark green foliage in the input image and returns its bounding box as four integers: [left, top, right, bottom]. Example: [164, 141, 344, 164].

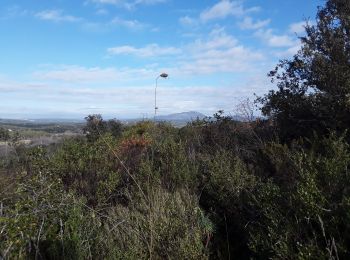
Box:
[83, 114, 122, 141]
[199, 150, 257, 259]
[50, 134, 125, 206]
[247, 134, 350, 259]
[2, 118, 350, 259]
[258, 0, 350, 142]
[0, 169, 89, 259]
[145, 135, 199, 191]
[0, 129, 209, 259]
[0, 127, 10, 141]
[83, 114, 107, 141]
[107, 118, 123, 138]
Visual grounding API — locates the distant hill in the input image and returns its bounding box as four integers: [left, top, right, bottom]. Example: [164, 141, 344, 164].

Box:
[155, 111, 206, 122]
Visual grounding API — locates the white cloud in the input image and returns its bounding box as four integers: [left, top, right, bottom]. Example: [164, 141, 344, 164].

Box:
[0, 81, 47, 93]
[110, 17, 146, 29]
[96, 8, 109, 15]
[90, 0, 120, 4]
[174, 28, 264, 75]
[239, 16, 270, 30]
[107, 44, 181, 57]
[179, 16, 197, 27]
[1, 54, 273, 118]
[90, 0, 165, 4]
[35, 10, 149, 32]
[88, 0, 167, 9]
[200, 0, 259, 22]
[80, 17, 149, 32]
[255, 29, 295, 47]
[133, 0, 167, 4]
[32, 65, 156, 82]
[179, 1, 263, 29]
[35, 10, 81, 23]
[2, 5, 29, 20]
[191, 28, 238, 49]
[0, 78, 268, 118]
[288, 21, 314, 34]
[275, 42, 302, 58]
[107, 28, 264, 75]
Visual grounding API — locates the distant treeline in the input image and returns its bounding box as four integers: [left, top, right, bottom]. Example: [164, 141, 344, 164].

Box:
[0, 120, 84, 135]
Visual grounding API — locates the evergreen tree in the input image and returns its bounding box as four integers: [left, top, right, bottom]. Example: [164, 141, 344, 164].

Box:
[258, 0, 350, 141]
[0, 127, 10, 141]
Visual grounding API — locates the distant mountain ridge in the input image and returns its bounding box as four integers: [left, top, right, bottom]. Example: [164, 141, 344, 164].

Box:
[155, 111, 206, 122]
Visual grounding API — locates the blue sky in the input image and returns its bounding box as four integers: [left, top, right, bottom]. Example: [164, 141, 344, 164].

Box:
[0, 0, 321, 119]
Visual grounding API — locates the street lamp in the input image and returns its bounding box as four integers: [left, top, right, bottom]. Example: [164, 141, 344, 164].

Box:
[154, 72, 168, 120]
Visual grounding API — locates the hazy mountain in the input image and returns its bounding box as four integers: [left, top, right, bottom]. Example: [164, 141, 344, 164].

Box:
[155, 111, 206, 121]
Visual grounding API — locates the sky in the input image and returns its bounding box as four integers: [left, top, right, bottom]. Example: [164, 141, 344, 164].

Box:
[0, 0, 321, 119]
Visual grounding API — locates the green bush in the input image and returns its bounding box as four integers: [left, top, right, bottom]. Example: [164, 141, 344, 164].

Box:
[92, 187, 208, 259]
[0, 170, 92, 259]
[247, 134, 350, 259]
[50, 134, 122, 206]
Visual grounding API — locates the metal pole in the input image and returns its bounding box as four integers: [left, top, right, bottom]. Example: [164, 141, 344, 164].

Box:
[154, 73, 168, 122]
[154, 76, 159, 121]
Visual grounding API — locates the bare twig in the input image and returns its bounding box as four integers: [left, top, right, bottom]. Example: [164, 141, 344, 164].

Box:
[35, 217, 45, 260]
[3, 241, 14, 259]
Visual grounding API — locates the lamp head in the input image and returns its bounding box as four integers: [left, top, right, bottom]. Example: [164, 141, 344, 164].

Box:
[160, 73, 168, 78]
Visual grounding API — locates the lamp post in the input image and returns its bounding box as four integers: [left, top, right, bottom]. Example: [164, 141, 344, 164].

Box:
[154, 72, 168, 121]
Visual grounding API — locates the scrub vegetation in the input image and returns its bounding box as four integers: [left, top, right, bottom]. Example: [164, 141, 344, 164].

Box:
[1, 0, 350, 259]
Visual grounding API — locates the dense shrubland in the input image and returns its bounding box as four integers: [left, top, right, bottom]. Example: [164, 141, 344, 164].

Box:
[1, 115, 349, 259]
[1, 0, 350, 258]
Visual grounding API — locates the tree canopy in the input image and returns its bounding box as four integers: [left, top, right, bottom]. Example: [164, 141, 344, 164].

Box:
[258, 0, 350, 141]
